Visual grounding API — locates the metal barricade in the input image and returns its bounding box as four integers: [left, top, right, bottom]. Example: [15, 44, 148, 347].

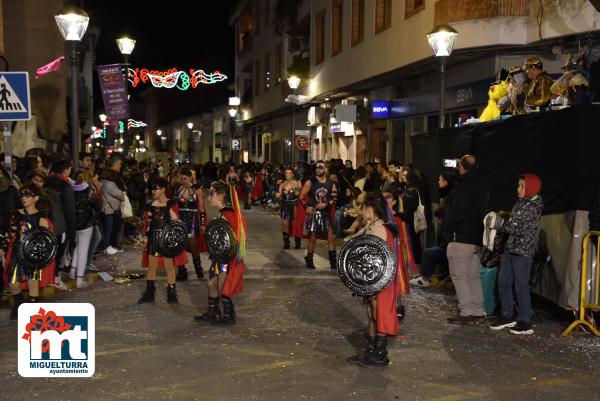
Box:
[562, 231, 600, 336]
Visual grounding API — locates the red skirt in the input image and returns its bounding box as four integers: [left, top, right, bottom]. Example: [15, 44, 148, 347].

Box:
[141, 250, 188, 268]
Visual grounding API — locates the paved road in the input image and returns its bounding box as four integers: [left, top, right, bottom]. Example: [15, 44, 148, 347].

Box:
[1, 206, 600, 401]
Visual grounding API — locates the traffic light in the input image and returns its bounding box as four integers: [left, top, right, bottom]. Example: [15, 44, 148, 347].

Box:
[119, 121, 125, 134]
[101, 125, 107, 139]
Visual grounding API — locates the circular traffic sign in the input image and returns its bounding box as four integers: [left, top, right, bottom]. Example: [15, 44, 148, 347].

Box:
[294, 135, 310, 151]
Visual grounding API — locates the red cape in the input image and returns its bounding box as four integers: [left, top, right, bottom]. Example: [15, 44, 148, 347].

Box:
[220, 209, 245, 298]
[251, 174, 263, 200]
[373, 223, 411, 336]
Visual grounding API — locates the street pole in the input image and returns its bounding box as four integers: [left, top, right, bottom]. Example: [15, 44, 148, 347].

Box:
[438, 56, 448, 129]
[2, 121, 12, 181]
[69, 41, 80, 172]
[291, 102, 295, 165]
[123, 54, 130, 157]
[189, 127, 193, 164]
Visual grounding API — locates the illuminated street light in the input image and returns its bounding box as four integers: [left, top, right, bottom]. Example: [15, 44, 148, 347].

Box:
[427, 24, 458, 129]
[55, 7, 89, 172]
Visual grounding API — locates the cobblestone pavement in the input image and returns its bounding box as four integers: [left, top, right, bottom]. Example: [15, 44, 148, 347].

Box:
[1, 206, 599, 401]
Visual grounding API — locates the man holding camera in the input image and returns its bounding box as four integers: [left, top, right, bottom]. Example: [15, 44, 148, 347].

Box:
[444, 155, 489, 324]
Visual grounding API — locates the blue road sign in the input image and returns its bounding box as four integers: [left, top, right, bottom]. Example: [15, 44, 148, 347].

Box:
[0, 72, 31, 121]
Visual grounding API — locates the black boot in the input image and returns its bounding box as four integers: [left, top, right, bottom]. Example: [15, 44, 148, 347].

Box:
[295, 237, 301, 249]
[193, 257, 204, 279]
[167, 284, 179, 304]
[10, 293, 25, 320]
[329, 251, 337, 270]
[305, 253, 315, 269]
[194, 296, 221, 322]
[214, 296, 236, 324]
[138, 280, 156, 304]
[347, 336, 375, 365]
[358, 335, 389, 367]
[283, 232, 290, 249]
[176, 266, 188, 281]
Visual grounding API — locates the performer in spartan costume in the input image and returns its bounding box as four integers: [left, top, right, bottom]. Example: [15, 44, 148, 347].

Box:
[345, 195, 410, 367]
[3, 184, 57, 320]
[174, 167, 207, 281]
[138, 177, 188, 304]
[195, 181, 246, 324]
[276, 167, 302, 249]
[296, 161, 338, 270]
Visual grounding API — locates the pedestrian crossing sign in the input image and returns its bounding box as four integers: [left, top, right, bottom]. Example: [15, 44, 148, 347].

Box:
[0, 72, 31, 121]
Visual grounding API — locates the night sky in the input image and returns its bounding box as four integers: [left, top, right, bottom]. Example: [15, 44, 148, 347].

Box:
[82, 0, 238, 122]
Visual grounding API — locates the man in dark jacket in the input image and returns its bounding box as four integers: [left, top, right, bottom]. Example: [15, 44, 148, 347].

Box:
[444, 155, 489, 324]
[363, 162, 382, 194]
[45, 155, 76, 291]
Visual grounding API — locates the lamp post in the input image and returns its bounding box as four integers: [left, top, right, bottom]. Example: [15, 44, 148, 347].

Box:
[427, 24, 458, 129]
[187, 122, 194, 164]
[55, 8, 89, 172]
[116, 36, 135, 156]
[287, 76, 301, 165]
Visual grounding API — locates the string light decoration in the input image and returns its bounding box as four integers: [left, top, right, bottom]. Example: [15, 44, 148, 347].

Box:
[127, 119, 147, 129]
[127, 67, 227, 91]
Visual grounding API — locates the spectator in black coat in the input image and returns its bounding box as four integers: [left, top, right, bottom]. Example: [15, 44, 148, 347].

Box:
[363, 162, 382, 194]
[45, 155, 76, 291]
[444, 155, 490, 324]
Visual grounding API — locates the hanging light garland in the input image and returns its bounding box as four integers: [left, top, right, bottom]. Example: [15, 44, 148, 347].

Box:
[127, 119, 147, 129]
[127, 67, 227, 91]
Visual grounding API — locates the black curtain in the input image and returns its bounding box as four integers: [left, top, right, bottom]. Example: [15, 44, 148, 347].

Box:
[411, 105, 600, 214]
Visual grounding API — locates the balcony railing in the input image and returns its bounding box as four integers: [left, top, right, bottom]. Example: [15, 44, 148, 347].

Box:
[434, 0, 528, 25]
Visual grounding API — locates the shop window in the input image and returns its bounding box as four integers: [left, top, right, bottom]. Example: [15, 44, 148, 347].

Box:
[375, 0, 391, 34]
[405, 0, 425, 19]
[264, 53, 270, 92]
[254, 60, 260, 96]
[275, 43, 282, 85]
[351, 0, 365, 46]
[332, 0, 343, 57]
[315, 8, 326, 65]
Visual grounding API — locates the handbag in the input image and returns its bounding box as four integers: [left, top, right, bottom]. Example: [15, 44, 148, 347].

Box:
[414, 189, 427, 233]
[120, 193, 134, 219]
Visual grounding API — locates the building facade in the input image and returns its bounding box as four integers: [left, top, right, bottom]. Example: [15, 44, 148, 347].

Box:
[306, 0, 600, 165]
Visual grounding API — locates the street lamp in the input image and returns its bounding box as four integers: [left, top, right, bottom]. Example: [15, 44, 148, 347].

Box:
[55, 7, 89, 172]
[186, 122, 194, 163]
[287, 76, 301, 164]
[228, 107, 238, 118]
[117, 36, 135, 156]
[116, 36, 136, 66]
[157, 129, 162, 136]
[427, 24, 458, 129]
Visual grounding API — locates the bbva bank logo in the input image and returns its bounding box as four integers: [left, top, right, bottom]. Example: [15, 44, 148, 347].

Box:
[18, 303, 95, 377]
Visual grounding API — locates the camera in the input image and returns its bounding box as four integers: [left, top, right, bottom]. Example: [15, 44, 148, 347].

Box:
[443, 159, 458, 168]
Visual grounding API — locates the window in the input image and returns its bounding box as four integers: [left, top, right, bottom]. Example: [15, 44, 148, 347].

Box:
[265, 0, 270, 25]
[331, 0, 343, 56]
[275, 43, 282, 85]
[254, 0, 260, 35]
[351, 0, 365, 46]
[375, 0, 391, 34]
[405, 0, 425, 19]
[315, 8, 326, 65]
[264, 53, 271, 92]
[254, 60, 260, 95]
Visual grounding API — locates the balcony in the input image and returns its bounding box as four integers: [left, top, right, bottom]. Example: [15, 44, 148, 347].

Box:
[434, 0, 528, 25]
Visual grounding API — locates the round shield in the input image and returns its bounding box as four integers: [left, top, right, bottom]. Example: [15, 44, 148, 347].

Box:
[158, 219, 188, 258]
[337, 234, 396, 296]
[205, 218, 238, 264]
[17, 227, 58, 273]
